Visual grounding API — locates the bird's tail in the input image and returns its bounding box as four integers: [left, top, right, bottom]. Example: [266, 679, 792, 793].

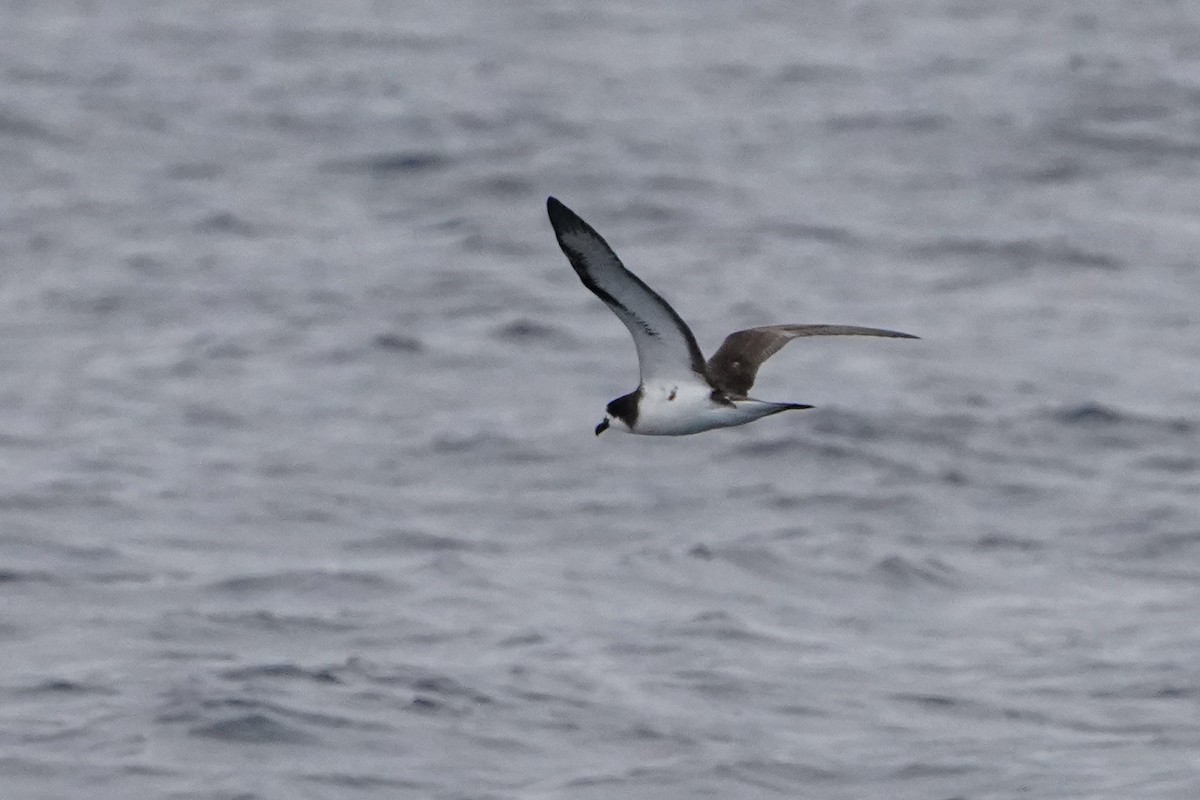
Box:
[751, 401, 814, 417]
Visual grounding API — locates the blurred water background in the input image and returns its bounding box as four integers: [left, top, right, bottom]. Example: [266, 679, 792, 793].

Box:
[2, 1, 1200, 798]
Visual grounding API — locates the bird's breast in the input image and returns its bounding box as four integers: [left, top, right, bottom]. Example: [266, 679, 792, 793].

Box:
[628, 385, 742, 435]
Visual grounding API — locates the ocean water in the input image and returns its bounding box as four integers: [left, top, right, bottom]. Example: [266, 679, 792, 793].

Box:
[2, 1, 1200, 798]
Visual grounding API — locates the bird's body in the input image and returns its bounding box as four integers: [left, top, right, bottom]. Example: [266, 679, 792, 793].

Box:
[546, 196, 916, 436]
[605, 384, 810, 436]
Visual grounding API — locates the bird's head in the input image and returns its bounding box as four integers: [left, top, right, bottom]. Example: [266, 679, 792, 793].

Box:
[596, 389, 641, 436]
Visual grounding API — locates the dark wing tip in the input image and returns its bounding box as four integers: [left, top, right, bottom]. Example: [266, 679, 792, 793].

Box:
[546, 196, 575, 227]
[547, 197, 590, 239]
[828, 327, 919, 340]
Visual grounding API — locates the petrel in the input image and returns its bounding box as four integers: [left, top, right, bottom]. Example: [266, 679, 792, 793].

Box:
[547, 197, 916, 436]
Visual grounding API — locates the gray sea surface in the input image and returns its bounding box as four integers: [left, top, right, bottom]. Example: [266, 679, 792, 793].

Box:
[2, 2, 1200, 798]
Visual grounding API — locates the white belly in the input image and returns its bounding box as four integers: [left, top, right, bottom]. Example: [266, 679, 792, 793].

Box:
[632, 385, 788, 436]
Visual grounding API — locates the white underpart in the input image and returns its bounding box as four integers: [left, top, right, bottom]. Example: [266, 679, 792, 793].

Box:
[628, 383, 792, 436]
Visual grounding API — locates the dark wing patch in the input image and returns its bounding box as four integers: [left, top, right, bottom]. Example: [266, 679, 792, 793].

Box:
[707, 324, 917, 398]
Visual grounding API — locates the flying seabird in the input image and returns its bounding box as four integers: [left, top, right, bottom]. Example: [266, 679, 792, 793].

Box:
[547, 196, 916, 436]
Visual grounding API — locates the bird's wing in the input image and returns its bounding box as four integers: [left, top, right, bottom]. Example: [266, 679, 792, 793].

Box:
[548, 197, 710, 387]
[707, 324, 918, 398]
